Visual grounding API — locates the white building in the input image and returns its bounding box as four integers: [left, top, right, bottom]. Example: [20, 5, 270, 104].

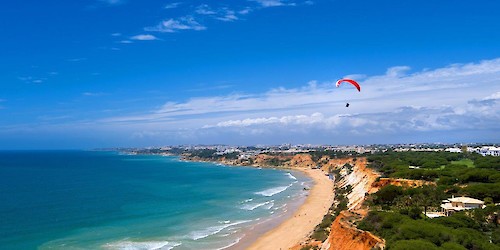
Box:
[440, 196, 484, 216]
[467, 146, 500, 156]
[479, 146, 500, 157]
[445, 148, 462, 153]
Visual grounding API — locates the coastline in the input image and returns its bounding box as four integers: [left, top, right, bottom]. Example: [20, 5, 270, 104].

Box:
[153, 154, 336, 250]
[244, 168, 335, 250]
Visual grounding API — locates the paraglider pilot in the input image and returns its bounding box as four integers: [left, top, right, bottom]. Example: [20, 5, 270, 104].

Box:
[345, 103, 350, 107]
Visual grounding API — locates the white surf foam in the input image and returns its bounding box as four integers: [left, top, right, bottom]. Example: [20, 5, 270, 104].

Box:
[188, 220, 251, 240]
[217, 235, 245, 250]
[255, 183, 293, 197]
[285, 172, 297, 180]
[240, 198, 253, 204]
[104, 240, 181, 250]
[240, 200, 274, 210]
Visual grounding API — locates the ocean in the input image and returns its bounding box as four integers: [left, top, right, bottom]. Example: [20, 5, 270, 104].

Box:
[0, 151, 311, 250]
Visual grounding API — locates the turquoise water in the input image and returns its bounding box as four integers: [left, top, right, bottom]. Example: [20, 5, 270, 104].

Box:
[0, 151, 310, 250]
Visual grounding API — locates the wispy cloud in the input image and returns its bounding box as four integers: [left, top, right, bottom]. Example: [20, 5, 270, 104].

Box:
[252, 0, 292, 7]
[140, 1, 304, 36]
[164, 2, 182, 9]
[130, 34, 159, 41]
[111, 32, 122, 36]
[215, 9, 239, 22]
[18, 76, 45, 84]
[238, 7, 253, 14]
[97, 58, 500, 144]
[83, 92, 105, 97]
[195, 5, 238, 22]
[67, 58, 87, 62]
[195, 4, 217, 15]
[99, 0, 125, 6]
[119, 40, 133, 44]
[145, 16, 206, 33]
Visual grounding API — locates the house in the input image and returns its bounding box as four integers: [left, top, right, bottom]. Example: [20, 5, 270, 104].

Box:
[467, 146, 500, 157]
[445, 148, 462, 153]
[479, 146, 500, 157]
[440, 196, 485, 216]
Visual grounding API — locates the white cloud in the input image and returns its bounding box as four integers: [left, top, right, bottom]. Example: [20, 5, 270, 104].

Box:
[130, 34, 159, 41]
[111, 33, 122, 36]
[67, 58, 87, 62]
[100, 58, 500, 144]
[99, 0, 124, 5]
[195, 4, 216, 15]
[195, 5, 239, 22]
[483, 91, 500, 100]
[18, 76, 46, 84]
[252, 0, 290, 7]
[83, 92, 105, 97]
[119, 40, 133, 44]
[145, 16, 206, 33]
[215, 9, 239, 22]
[87, 0, 125, 9]
[164, 2, 182, 9]
[238, 7, 253, 14]
[13, 58, 498, 145]
[385, 66, 411, 77]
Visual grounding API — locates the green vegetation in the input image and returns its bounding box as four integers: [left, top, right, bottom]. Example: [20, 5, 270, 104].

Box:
[309, 150, 361, 162]
[311, 185, 350, 242]
[451, 159, 475, 168]
[358, 209, 500, 249]
[367, 151, 500, 201]
[360, 151, 500, 249]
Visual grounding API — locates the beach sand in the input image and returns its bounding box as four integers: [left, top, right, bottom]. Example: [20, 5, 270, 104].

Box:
[246, 168, 334, 250]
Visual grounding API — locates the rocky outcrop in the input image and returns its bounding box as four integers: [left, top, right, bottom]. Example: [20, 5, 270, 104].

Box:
[335, 158, 380, 212]
[285, 154, 317, 169]
[323, 158, 385, 250]
[323, 211, 384, 250]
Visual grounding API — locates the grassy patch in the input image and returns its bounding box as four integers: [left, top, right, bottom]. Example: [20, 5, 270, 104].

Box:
[451, 159, 475, 168]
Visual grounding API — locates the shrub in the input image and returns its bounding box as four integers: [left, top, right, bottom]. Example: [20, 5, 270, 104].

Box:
[390, 239, 439, 250]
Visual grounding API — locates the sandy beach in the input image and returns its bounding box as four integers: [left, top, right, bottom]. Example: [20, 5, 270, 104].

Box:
[246, 168, 335, 250]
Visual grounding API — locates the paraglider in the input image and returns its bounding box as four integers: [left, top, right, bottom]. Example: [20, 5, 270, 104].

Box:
[336, 79, 360, 107]
[335, 79, 361, 92]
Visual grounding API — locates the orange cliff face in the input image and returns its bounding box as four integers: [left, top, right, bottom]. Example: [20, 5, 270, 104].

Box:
[285, 154, 317, 169]
[323, 158, 384, 250]
[325, 211, 384, 250]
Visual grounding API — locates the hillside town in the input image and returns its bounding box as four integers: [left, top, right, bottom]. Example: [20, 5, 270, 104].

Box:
[118, 143, 500, 158]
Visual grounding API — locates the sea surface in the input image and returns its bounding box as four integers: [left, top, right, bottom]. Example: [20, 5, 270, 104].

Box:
[0, 151, 311, 250]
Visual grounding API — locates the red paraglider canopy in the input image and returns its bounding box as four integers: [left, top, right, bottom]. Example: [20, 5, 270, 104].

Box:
[335, 79, 361, 92]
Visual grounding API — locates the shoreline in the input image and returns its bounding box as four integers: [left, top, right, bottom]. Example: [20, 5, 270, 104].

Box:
[244, 168, 335, 250]
[148, 154, 336, 250]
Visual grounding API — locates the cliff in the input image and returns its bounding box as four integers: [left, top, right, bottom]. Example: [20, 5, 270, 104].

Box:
[323, 211, 384, 250]
[322, 158, 385, 250]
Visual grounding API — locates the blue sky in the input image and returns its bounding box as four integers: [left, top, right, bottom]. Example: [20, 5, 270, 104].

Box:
[1, 0, 499, 149]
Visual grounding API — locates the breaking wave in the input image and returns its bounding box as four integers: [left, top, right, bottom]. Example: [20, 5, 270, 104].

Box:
[255, 183, 293, 197]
